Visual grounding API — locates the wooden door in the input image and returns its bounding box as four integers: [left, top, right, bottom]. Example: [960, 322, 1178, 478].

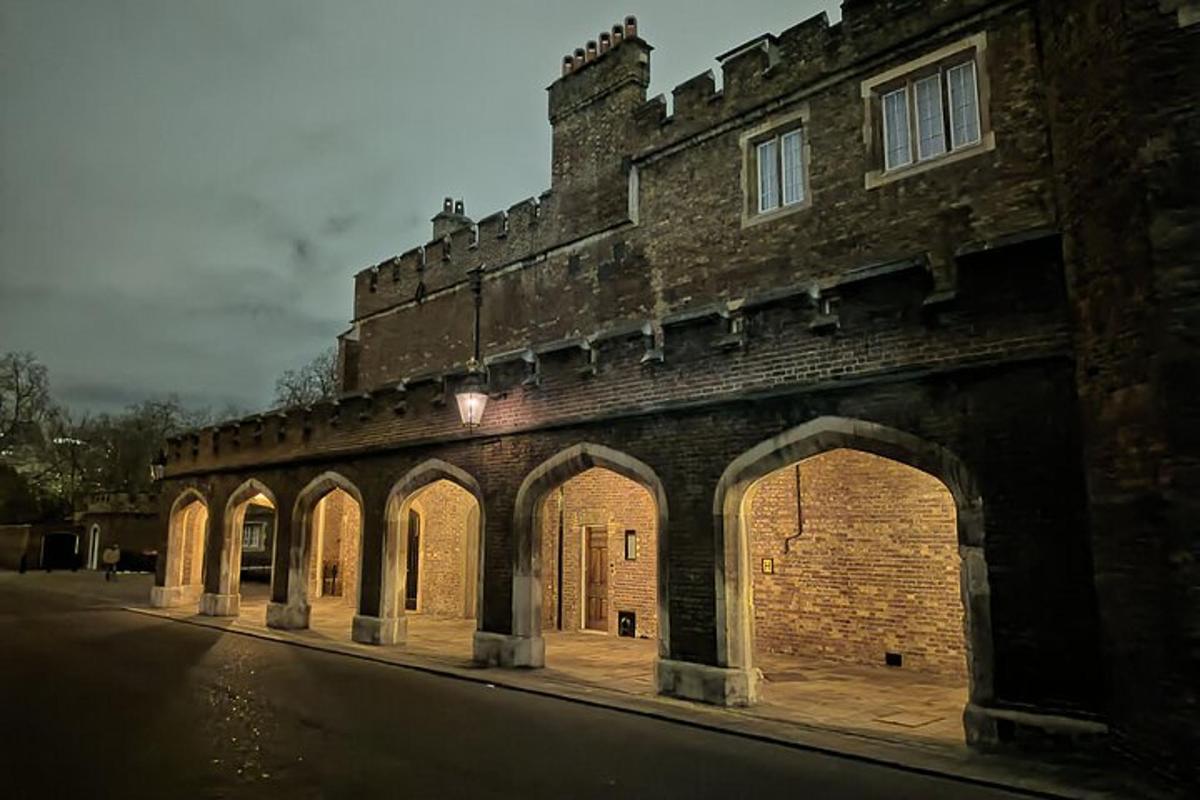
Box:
[405, 509, 421, 611]
[585, 528, 608, 631]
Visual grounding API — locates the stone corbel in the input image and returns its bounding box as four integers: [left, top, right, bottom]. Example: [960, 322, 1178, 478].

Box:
[640, 322, 664, 365]
[809, 293, 840, 334]
[520, 350, 541, 387]
[391, 382, 408, 415]
[712, 305, 748, 351]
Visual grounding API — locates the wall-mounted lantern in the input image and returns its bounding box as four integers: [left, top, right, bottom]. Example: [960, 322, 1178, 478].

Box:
[455, 268, 489, 429]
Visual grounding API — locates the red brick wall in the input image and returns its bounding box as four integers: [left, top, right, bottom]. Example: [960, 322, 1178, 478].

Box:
[748, 448, 965, 678]
[410, 480, 477, 618]
[539, 467, 658, 638]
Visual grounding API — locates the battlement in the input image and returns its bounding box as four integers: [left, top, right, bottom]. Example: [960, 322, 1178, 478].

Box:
[84, 491, 158, 515]
[352, 1, 1010, 324]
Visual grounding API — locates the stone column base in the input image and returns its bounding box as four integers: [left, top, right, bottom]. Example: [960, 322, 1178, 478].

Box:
[199, 592, 240, 617]
[472, 631, 545, 668]
[266, 601, 310, 630]
[655, 659, 759, 706]
[148, 584, 203, 609]
[352, 614, 406, 645]
[963, 703, 1109, 748]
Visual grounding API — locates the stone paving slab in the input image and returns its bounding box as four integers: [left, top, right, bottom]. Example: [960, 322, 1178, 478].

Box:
[125, 601, 1159, 800]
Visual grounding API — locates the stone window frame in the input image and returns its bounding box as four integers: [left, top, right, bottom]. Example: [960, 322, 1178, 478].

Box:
[861, 32, 995, 190]
[242, 521, 268, 552]
[739, 105, 813, 228]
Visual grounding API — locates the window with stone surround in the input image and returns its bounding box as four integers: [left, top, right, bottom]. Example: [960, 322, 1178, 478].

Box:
[242, 521, 267, 552]
[862, 33, 994, 188]
[740, 106, 811, 226]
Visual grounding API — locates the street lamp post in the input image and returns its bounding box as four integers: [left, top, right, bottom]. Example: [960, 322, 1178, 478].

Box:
[455, 268, 489, 429]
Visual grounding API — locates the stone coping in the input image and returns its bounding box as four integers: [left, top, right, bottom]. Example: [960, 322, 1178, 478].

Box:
[125, 604, 1150, 800]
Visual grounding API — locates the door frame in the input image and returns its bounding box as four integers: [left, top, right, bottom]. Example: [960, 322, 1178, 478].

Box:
[581, 524, 608, 633]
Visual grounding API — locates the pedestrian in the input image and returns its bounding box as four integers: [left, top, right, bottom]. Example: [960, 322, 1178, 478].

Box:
[102, 543, 121, 582]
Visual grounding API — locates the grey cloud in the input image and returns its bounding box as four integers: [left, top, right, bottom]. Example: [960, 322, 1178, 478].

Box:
[1, 0, 837, 415]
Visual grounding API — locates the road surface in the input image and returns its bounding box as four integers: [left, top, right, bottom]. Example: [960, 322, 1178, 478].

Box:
[0, 573, 1035, 799]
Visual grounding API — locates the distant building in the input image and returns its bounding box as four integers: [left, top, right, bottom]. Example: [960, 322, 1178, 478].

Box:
[146, 0, 1199, 783]
[77, 492, 159, 571]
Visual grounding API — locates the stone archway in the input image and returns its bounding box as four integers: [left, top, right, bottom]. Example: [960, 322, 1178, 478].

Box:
[201, 478, 277, 617]
[150, 488, 210, 608]
[368, 459, 486, 646]
[693, 417, 993, 733]
[474, 443, 669, 669]
[268, 472, 363, 631]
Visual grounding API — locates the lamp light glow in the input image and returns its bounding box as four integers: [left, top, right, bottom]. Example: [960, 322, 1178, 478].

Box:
[455, 368, 489, 428]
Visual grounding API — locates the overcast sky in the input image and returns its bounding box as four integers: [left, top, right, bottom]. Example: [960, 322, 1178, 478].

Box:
[1, 0, 836, 415]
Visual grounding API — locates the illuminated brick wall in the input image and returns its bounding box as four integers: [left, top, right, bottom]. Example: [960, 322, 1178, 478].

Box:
[410, 480, 478, 618]
[748, 448, 965, 678]
[309, 488, 361, 607]
[539, 467, 658, 638]
[178, 502, 207, 587]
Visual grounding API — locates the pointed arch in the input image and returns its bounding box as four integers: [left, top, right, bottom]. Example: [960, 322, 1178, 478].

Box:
[287, 471, 365, 618]
[382, 459, 486, 624]
[712, 415, 992, 713]
[508, 443, 670, 663]
[215, 478, 279, 601]
[150, 488, 210, 609]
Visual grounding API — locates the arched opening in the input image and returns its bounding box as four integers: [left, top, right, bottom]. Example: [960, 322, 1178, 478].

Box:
[476, 443, 668, 682]
[746, 449, 967, 742]
[712, 417, 992, 745]
[87, 524, 101, 570]
[275, 472, 365, 638]
[308, 487, 362, 606]
[383, 459, 484, 656]
[152, 490, 210, 608]
[204, 479, 278, 618]
[538, 467, 659, 642]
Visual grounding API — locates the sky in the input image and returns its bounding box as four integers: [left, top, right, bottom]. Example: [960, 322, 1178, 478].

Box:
[1, 0, 837, 415]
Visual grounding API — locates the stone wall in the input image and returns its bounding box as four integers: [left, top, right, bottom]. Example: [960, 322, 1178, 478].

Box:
[539, 467, 659, 639]
[748, 449, 964, 677]
[410, 479, 477, 618]
[1037, 0, 1200, 782]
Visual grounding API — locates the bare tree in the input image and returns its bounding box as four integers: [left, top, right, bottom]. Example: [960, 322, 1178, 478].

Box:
[0, 352, 55, 447]
[273, 346, 339, 408]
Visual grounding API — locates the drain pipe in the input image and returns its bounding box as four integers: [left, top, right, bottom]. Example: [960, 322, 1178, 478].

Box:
[556, 486, 565, 629]
[783, 463, 804, 553]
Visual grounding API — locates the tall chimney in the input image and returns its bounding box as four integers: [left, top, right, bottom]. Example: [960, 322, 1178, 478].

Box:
[624, 16, 638, 40]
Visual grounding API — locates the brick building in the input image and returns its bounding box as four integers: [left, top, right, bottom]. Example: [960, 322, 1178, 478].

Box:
[146, 0, 1199, 781]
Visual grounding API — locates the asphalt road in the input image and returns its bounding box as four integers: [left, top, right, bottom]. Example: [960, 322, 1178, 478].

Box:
[0, 575, 1034, 800]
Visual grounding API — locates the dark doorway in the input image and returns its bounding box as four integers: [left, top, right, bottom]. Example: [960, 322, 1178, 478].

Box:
[405, 509, 421, 611]
[585, 527, 607, 631]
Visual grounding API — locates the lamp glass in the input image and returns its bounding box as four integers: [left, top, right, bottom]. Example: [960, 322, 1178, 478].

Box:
[455, 389, 488, 428]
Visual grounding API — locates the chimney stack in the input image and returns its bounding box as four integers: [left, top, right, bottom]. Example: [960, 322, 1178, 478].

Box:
[432, 197, 471, 240]
[556, 17, 644, 77]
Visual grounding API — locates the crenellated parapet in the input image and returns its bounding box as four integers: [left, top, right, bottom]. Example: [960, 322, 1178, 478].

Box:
[167, 225, 1072, 478]
[352, 1, 1010, 325]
